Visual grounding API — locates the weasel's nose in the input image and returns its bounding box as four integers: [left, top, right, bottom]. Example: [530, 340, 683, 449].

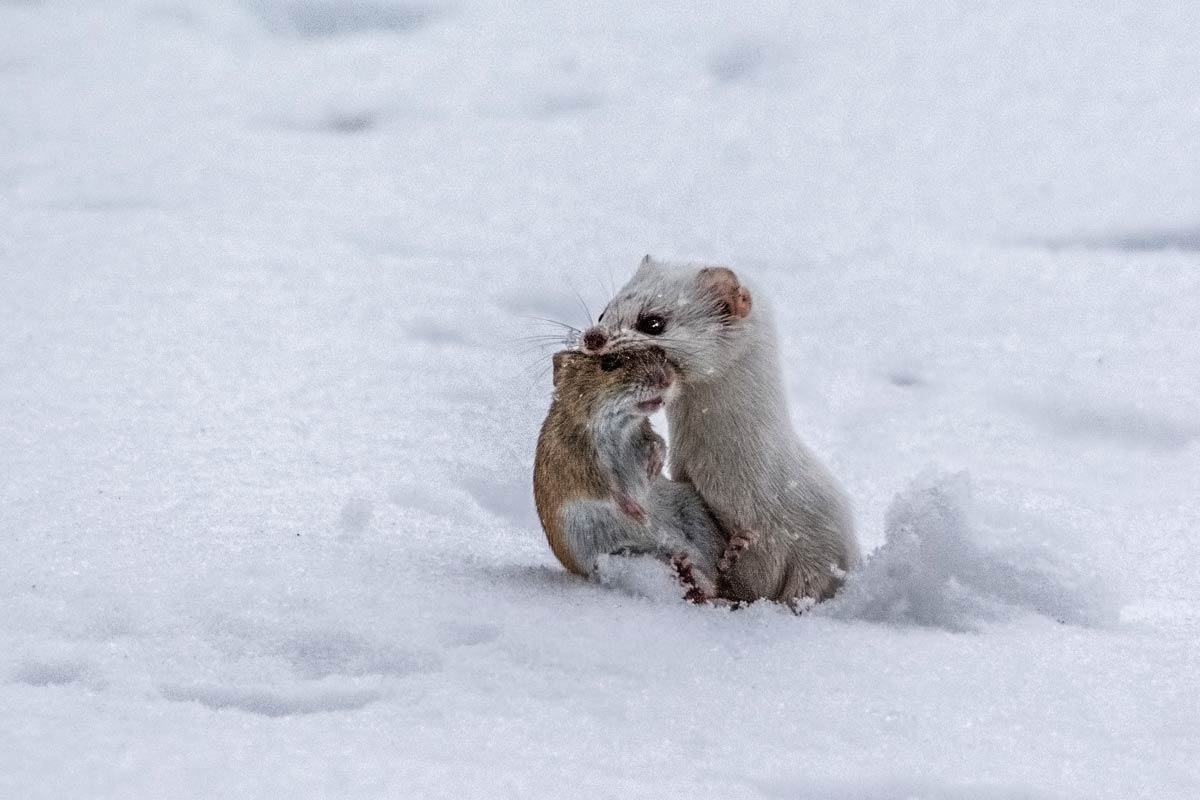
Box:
[581, 327, 608, 353]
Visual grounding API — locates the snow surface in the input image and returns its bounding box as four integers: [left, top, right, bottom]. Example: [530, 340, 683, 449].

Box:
[2, 1, 1199, 797]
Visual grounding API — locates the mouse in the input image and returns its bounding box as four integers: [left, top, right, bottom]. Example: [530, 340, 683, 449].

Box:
[532, 345, 727, 602]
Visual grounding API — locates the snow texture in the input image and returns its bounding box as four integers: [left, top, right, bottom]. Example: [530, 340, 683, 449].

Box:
[2, 1, 1199, 798]
[824, 473, 1118, 631]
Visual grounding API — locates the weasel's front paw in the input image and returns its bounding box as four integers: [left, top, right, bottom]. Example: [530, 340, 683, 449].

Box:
[670, 553, 715, 604]
[717, 528, 758, 574]
[615, 493, 648, 523]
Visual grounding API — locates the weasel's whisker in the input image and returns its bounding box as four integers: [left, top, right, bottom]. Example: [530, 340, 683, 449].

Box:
[521, 315, 582, 333]
[511, 334, 576, 344]
[596, 273, 613, 307]
[514, 343, 572, 361]
[516, 352, 556, 380]
[516, 354, 556, 387]
[513, 345, 557, 359]
[567, 280, 594, 327]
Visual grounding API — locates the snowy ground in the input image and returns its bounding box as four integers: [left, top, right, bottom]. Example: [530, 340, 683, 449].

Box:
[2, 1, 1199, 797]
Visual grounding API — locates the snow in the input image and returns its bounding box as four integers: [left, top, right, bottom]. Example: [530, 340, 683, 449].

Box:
[825, 473, 1118, 631]
[2, 1, 1198, 797]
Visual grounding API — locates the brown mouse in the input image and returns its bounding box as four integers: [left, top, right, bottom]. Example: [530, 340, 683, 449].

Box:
[532, 346, 726, 600]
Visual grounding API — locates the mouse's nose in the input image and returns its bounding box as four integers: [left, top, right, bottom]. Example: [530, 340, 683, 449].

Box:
[581, 327, 608, 353]
[649, 365, 673, 391]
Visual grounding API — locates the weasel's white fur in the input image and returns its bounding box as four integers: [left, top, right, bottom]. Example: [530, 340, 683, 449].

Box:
[584, 257, 860, 602]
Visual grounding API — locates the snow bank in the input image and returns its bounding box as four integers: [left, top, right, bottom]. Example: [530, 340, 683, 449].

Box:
[826, 474, 1120, 630]
[570, 471, 1119, 634]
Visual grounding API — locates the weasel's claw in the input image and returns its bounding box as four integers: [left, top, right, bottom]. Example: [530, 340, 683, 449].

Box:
[718, 529, 758, 574]
[785, 596, 818, 616]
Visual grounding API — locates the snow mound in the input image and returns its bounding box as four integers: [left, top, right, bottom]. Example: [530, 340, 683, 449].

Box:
[593, 553, 688, 603]
[825, 473, 1120, 631]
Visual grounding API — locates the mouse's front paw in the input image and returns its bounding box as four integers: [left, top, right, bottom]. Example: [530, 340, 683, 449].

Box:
[670, 553, 715, 604]
[718, 528, 758, 574]
[644, 437, 665, 479]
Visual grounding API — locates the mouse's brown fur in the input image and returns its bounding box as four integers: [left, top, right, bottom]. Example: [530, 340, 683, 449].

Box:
[533, 348, 667, 575]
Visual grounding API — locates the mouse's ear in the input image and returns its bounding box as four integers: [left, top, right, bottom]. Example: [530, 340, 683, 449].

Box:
[636, 254, 655, 272]
[551, 351, 572, 387]
[698, 266, 752, 320]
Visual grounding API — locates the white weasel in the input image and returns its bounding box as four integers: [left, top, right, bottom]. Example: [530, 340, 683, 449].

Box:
[580, 256, 861, 602]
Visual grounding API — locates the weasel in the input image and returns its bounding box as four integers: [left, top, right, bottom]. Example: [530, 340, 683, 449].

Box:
[579, 256, 861, 603]
[532, 346, 726, 601]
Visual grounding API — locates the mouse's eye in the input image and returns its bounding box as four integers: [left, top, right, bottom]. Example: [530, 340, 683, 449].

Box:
[597, 310, 606, 323]
[599, 354, 621, 372]
[636, 314, 666, 335]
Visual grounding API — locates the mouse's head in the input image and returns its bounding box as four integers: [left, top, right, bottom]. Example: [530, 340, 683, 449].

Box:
[579, 256, 753, 383]
[551, 346, 676, 419]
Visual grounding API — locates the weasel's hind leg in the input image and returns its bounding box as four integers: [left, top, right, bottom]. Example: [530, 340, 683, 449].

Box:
[716, 528, 760, 601]
[776, 562, 842, 606]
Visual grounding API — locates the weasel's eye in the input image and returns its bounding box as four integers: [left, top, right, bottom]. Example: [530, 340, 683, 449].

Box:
[597, 310, 606, 323]
[636, 315, 666, 335]
[599, 354, 621, 372]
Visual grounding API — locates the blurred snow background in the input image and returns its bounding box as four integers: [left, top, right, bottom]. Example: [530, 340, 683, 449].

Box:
[1, 1, 1198, 797]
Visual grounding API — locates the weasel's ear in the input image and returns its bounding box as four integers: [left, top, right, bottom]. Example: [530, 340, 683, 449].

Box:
[697, 266, 752, 320]
[552, 351, 572, 387]
[637, 254, 655, 272]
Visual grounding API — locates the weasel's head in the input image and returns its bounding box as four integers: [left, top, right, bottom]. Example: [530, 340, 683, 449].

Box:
[551, 346, 676, 419]
[579, 256, 753, 383]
